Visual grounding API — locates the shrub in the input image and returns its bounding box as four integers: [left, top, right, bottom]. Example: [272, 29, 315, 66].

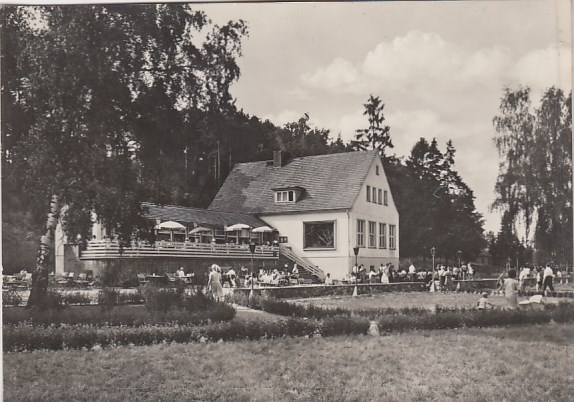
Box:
[2, 291, 22, 307]
[143, 287, 184, 313]
[98, 288, 120, 311]
[60, 292, 93, 305]
[39, 290, 67, 311]
[117, 290, 145, 305]
[321, 317, 370, 337]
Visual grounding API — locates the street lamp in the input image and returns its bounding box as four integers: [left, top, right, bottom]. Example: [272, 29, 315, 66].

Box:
[249, 242, 256, 301]
[431, 246, 436, 292]
[507, 257, 512, 271]
[457, 250, 462, 268]
[353, 246, 360, 297]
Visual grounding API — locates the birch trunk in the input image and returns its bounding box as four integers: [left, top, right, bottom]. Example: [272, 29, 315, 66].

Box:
[27, 195, 60, 308]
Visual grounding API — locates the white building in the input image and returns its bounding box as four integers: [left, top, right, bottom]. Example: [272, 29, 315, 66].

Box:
[209, 150, 399, 279]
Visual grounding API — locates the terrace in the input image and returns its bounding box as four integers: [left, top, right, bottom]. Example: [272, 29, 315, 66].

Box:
[79, 240, 280, 260]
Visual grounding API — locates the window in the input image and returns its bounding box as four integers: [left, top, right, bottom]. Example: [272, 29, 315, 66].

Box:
[376, 165, 379, 175]
[383, 190, 388, 206]
[279, 236, 288, 243]
[389, 224, 396, 249]
[275, 190, 294, 203]
[379, 223, 386, 249]
[368, 221, 376, 248]
[378, 189, 382, 205]
[356, 219, 365, 247]
[366, 186, 371, 202]
[372, 187, 377, 204]
[304, 221, 335, 249]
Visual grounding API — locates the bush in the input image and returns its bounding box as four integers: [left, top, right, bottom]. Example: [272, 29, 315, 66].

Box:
[2, 291, 22, 307]
[143, 287, 184, 313]
[117, 290, 145, 305]
[98, 288, 120, 311]
[321, 317, 370, 337]
[60, 292, 93, 305]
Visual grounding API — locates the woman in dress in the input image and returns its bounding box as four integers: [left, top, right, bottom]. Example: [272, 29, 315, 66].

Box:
[207, 264, 224, 302]
[381, 263, 390, 284]
[503, 269, 520, 310]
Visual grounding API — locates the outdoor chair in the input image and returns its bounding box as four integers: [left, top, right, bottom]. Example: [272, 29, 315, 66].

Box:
[76, 273, 88, 286]
[57, 273, 69, 286]
[137, 274, 149, 286]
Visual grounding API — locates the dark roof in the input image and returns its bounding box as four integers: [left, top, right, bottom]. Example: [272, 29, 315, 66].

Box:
[208, 150, 379, 214]
[142, 202, 267, 228]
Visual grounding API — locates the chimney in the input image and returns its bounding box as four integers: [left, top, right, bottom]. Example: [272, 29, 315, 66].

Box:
[273, 150, 283, 168]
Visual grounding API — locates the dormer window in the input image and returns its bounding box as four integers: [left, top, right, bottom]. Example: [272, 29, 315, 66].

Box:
[273, 186, 304, 204]
[276, 190, 295, 203]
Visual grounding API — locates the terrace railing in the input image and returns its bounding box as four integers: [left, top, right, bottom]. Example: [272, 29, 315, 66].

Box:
[79, 240, 279, 260]
[280, 244, 326, 280]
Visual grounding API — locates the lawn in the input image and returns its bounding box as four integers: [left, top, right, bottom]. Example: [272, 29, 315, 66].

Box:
[4, 323, 573, 401]
[292, 292, 571, 312]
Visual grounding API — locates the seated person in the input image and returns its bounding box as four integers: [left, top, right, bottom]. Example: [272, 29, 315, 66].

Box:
[324, 273, 333, 285]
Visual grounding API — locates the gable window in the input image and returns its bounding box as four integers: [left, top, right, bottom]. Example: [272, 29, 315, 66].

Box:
[275, 190, 295, 203]
[366, 186, 371, 202]
[389, 224, 396, 249]
[304, 221, 335, 249]
[368, 221, 377, 248]
[383, 190, 388, 206]
[372, 187, 377, 204]
[378, 189, 382, 205]
[356, 219, 365, 247]
[376, 165, 379, 175]
[379, 223, 386, 248]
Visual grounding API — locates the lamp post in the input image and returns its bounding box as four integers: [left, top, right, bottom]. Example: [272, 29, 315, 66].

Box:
[431, 246, 436, 292]
[516, 251, 519, 271]
[507, 257, 511, 271]
[457, 250, 462, 268]
[249, 242, 256, 301]
[353, 246, 360, 297]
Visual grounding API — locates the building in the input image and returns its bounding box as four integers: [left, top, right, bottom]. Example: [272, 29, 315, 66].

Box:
[56, 150, 399, 280]
[209, 150, 399, 279]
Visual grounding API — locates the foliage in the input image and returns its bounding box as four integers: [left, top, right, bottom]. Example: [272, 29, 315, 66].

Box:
[59, 291, 93, 305]
[2, 290, 23, 307]
[386, 138, 486, 262]
[492, 86, 572, 266]
[351, 95, 393, 157]
[97, 287, 120, 311]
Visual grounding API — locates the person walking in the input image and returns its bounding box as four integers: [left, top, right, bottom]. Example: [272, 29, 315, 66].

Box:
[207, 264, 224, 302]
[542, 264, 555, 294]
[503, 269, 520, 310]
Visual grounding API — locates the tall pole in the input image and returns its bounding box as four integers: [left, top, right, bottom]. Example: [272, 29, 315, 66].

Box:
[431, 246, 436, 292]
[249, 242, 256, 301]
[353, 246, 360, 297]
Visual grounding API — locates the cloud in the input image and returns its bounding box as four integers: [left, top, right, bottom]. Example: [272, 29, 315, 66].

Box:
[301, 57, 360, 92]
[512, 45, 572, 93]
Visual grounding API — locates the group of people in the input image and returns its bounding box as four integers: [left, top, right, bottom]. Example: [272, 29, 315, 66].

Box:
[346, 262, 475, 290]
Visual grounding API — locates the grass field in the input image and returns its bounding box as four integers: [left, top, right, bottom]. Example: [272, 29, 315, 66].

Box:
[4, 323, 573, 401]
[292, 292, 571, 312]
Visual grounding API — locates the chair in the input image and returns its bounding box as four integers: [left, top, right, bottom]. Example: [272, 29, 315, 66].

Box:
[137, 274, 149, 286]
[57, 273, 69, 285]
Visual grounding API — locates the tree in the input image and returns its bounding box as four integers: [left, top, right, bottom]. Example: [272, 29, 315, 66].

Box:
[1, 5, 247, 306]
[387, 137, 485, 262]
[493, 86, 572, 266]
[351, 95, 393, 157]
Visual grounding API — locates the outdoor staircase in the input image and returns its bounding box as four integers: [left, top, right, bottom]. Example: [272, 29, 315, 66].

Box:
[279, 244, 326, 281]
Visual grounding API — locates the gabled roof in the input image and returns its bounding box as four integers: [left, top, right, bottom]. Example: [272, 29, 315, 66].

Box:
[142, 202, 267, 228]
[208, 150, 380, 214]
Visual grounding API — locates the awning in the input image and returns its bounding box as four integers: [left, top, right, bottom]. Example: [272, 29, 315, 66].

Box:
[252, 225, 274, 233]
[156, 220, 186, 230]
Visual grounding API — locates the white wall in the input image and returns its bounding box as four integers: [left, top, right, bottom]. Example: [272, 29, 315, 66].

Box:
[349, 156, 400, 268]
[260, 210, 352, 279]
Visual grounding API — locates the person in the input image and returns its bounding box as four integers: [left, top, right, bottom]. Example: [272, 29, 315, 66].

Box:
[477, 292, 494, 310]
[452, 265, 460, 281]
[381, 263, 390, 284]
[535, 267, 544, 292]
[496, 271, 505, 293]
[369, 268, 378, 283]
[438, 265, 446, 290]
[503, 269, 520, 310]
[324, 273, 333, 285]
[518, 267, 529, 290]
[227, 267, 237, 287]
[542, 264, 555, 294]
[467, 263, 474, 280]
[291, 264, 299, 281]
[556, 269, 563, 284]
[461, 263, 468, 280]
[177, 267, 186, 278]
[207, 264, 224, 302]
[408, 263, 416, 282]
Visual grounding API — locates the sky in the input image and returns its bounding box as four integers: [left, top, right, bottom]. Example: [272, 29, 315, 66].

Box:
[190, 0, 572, 235]
[10, 0, 573, 234]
